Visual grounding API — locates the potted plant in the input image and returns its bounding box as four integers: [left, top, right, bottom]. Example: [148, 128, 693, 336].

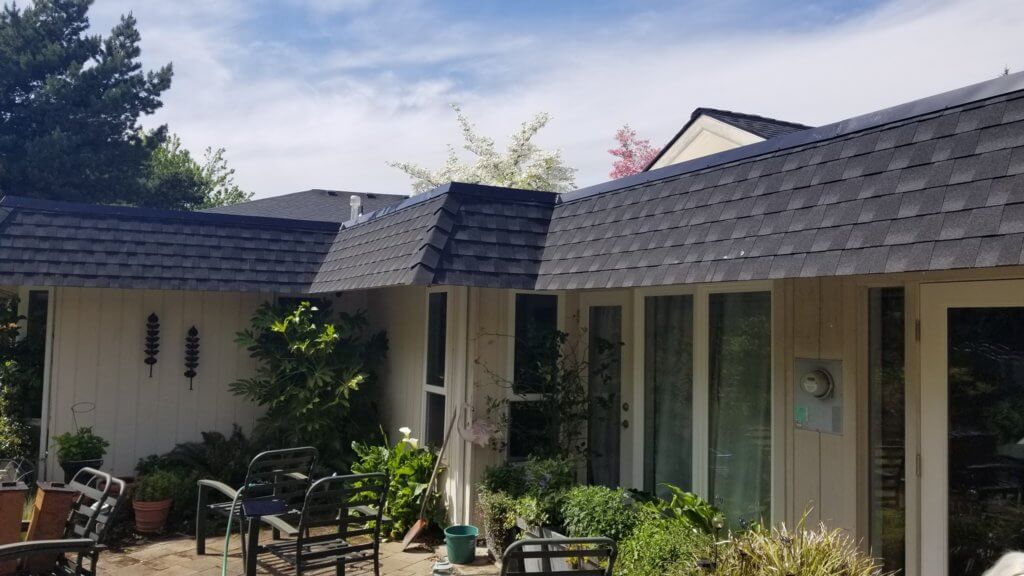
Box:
[132, 469, 179, 534]
[52, 427, 109, 482]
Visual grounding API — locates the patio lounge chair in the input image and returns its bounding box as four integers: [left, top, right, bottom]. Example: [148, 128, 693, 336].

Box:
[195, 446, 317, 557]
[0, 539, 98, 575]
[49, 467, 127, 576]
[500, 537, 617, 576]
[262, 472, 389, 576]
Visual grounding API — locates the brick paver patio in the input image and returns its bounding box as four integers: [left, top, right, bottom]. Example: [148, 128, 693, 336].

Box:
[101, 531, 498, 575]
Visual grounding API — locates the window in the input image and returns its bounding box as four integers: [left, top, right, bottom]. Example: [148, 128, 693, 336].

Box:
[508, 293, 559, 459]
[643, 295, 694, 496]
[22, 290, 49, 421]
[868, 287, 905, 574]
[424, 292, 447, 447]
[708, 291, 771, 528]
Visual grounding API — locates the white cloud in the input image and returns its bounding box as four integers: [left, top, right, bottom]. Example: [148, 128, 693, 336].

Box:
[90, 0, 1024, 198]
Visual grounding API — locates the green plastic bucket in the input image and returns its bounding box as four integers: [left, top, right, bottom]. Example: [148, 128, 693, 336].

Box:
[444, 524, 478, 564]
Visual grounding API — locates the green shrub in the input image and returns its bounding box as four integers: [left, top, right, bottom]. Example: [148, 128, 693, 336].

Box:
[351, 428, 442, 538]
[52, 427, 109, 463]
[477, 490, 519, 558]
[231, 301, 388, 468]
[618, 515, 713, 576]
[713, 520, 885, 576]
[645, 484, 724, 535]
[134, 469, 189, 502]
[559, 485, 640, 542]
[480, 462, 528, 497]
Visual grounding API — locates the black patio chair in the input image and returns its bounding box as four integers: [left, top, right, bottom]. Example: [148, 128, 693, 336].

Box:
[195, 446, 318, 557]
[262, 472, 389, 576]
[500, 537, 617, 576]
[0, 539, 98, 575]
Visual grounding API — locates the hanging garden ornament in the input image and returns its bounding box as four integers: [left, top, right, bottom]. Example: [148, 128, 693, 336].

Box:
[184, 326, 200, 390]
[144, 313, 160, 377]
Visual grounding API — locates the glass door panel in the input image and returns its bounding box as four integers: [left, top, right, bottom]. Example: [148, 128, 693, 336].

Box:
[868, 288, 906, 573]
[708, 291, 771, 528]
[587, 305, 622, 487]
[643, 294, 694, 497]
[921, 280, 1024, 576]
[946, 307, 1024, 576]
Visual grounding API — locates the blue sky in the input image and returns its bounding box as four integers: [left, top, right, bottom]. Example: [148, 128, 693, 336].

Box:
[89, 0, 1024, 198]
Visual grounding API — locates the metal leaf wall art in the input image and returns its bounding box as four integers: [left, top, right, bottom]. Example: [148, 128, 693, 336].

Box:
[184, 326, 200, 390]
[144, 313, 160, 377]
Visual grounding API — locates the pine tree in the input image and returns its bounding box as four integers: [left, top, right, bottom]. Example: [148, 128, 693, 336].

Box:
[0, 0, 174, 205]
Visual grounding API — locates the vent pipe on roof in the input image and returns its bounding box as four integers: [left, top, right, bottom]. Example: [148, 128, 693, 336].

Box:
[349, 195, 362, 221]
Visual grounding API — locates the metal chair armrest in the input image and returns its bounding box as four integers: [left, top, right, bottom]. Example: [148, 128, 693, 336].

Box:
[197, 479, 238, 500]
[0, 538, 97, 560]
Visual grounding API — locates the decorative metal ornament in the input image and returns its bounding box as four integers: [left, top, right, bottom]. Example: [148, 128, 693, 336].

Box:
[184, 326, 200, 390]
[144, 313, 160, 377]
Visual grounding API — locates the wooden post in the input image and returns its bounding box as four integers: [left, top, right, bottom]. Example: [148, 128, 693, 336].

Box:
[0, 481, 28, 576]
[24, 481, 78, 571]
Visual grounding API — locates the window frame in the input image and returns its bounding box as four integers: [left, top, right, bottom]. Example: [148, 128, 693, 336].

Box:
[632, 280, 779, 518]
[505, 290, 565, 461]
[422, 287, 451, 448]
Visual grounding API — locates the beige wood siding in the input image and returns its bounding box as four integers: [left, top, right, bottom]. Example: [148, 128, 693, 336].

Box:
[366, 286, 428, 439]
[46, 288, 269, 479]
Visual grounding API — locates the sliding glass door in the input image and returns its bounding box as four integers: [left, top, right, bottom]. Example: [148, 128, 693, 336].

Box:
[708, 291, 772, 527]
[639, 285, 773, 524]
[921, 280, 1024, 576]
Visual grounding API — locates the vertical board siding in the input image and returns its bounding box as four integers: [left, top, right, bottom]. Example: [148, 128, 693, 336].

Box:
[46, 288, 267, 479]
[366, 286, 427, 439]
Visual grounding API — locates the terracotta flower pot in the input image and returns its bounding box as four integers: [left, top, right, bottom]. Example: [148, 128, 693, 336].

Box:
[133, 499, 172, 534]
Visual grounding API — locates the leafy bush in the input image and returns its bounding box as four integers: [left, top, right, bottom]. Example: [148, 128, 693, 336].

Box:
[134, 469, 188, 502]
[351, 427, 442, 538]
[618, 515, 713, 576]
[52, 427, 109, 463]
[480, 462, 528, 497]
[0, 298, 42, 461]
[477, 490, 519, 559]
[560, 485, 640, 542]
[713, 520, 885, 576]
[0, 371, 31, 460]
[135, 425, 260, 531]
[645, 484, 724, 535]
[231, 301, 387, 468]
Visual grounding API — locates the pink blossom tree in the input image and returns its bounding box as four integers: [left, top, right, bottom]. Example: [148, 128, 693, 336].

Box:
[608, 125, 662, 179]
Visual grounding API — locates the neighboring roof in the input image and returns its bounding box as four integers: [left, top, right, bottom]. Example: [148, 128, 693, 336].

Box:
[699, 108, 812, 139]
[646, 108, 811, 170]
[0, 196, 338, 293]
[204, 189, 407, 223]
[311, 183, 556, 292]
[536, 73, 1024, 289]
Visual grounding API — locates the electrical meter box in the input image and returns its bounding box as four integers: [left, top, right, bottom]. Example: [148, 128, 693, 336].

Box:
[793, 358, 843, 435]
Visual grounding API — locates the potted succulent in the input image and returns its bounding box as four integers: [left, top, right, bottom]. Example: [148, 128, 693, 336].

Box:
[52, 427, 109, 482]
[132, 469, 179, 534]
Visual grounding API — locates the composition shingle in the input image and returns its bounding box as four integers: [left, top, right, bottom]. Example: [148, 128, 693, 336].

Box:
[309, 183, 556, 292]
[0, 197, 338, 293]
[535, 73, 1024, 290]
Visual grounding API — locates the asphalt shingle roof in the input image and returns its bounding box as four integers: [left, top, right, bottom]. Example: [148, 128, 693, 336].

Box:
[203, 189, 406, 223]
[3, 72, 1024, 294]
[0, 197, 338, 292]
[699, 108, 812, 139]
[536, 75, 1024, 289]
[310, 183, 555, 292]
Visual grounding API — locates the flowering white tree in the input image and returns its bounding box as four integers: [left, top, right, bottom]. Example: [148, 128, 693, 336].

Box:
[389, 105, 577, 194]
